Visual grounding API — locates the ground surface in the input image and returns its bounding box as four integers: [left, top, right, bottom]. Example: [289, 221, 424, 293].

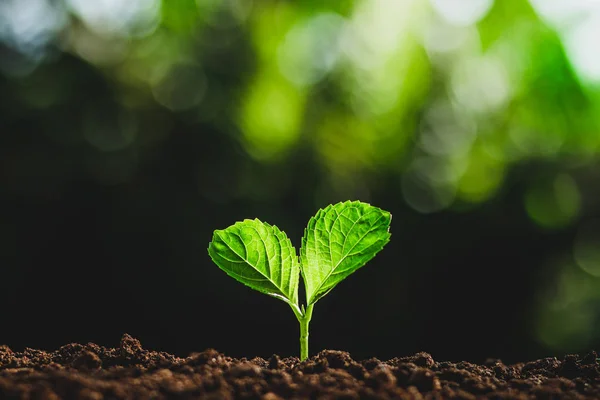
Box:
[0, 334, 599, 399]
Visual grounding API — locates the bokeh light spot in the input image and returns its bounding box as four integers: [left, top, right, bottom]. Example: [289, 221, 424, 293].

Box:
[456, 146, 504, 203]
[239, 73, 305, 162]
[430, 0, 494, 27]
[421, 19, 475, 55]
[418, 101, 477, 156]
[451, 55, 510, 113]
[70, 28, 129, 66]
[401, 158, 457, 213]
[529, 0, 598, 30]
[0, 0, 67, 74]
[535, 263, 596, 352]
[563, 14, 600, 84]
[67, 0, 161, 37]
[574, 219, 600, 277]
[151, 64, 207, 111]
[525, 173, 581, 229]
[344, 0, 419, 67]
[278, 12, 345, 87]
[342, 0, 423, 119]
[196, 0, 253, 27]
[314, 112, 379, 173]
[530, 0, 600, 85]
[508, 125, 565, 157]
[83, 107, 138, 152]
[536, 300, 594, 352]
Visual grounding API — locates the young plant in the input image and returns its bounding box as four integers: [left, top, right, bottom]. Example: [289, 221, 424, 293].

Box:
[207, 200, 391, 360]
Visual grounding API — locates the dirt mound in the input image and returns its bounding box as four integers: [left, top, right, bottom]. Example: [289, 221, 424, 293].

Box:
[0, 334, 598, 399]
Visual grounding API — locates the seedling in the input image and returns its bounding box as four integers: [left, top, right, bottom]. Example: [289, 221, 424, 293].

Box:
[207, 200, 391, 360]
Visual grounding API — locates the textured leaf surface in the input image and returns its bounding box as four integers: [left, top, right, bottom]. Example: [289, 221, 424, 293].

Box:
[300, 201, 391, 305]
[208, 219, 299, 305]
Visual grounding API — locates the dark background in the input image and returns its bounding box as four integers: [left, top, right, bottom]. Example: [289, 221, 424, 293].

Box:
[2, 0, 600, 364]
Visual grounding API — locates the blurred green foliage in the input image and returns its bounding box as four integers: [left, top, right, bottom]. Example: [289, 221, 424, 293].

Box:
[3, 0, 600, 355]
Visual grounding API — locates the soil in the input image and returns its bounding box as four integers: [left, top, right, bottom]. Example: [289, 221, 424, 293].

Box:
[0, 334, 599, 399]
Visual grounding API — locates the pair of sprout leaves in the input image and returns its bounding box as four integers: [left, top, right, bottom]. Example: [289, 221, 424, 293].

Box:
[208, 201, 391, 360]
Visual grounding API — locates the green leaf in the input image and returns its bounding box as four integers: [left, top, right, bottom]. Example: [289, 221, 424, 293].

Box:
[208, 219, 299, 306]
[300, 201, 391, 305]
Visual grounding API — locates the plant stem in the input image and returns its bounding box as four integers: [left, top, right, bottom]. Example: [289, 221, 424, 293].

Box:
[299, 304, 314, 361]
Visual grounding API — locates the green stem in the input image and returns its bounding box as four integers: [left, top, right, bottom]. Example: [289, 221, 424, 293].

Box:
[299, 304, 314, 361]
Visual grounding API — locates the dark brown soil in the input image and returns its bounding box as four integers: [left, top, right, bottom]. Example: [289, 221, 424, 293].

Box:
[1, 334, 599, 399]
